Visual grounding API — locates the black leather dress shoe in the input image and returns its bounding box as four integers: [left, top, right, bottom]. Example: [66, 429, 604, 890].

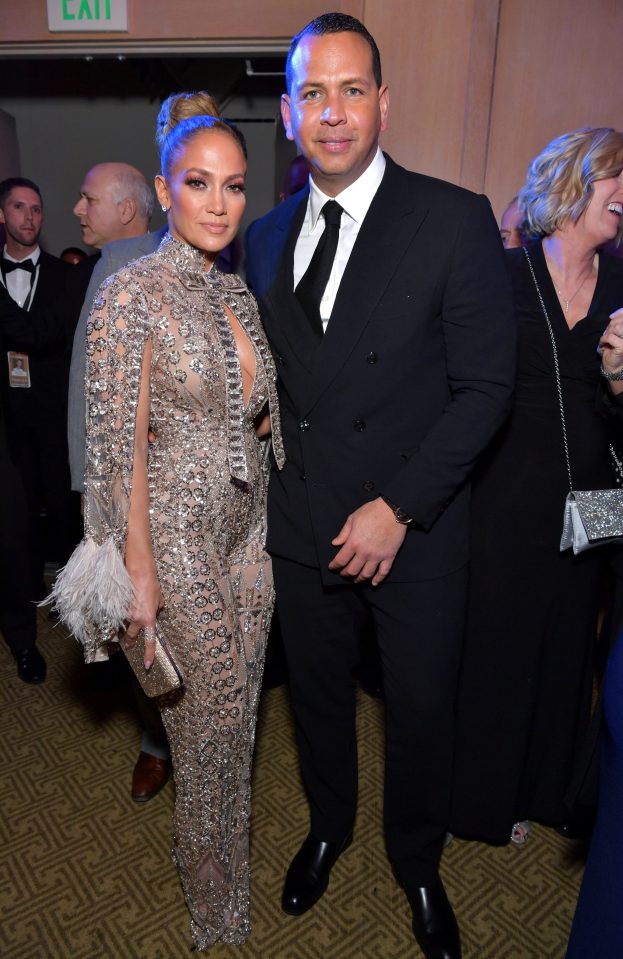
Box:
[282, 832, 352, 915]
[15, 648, 47, 684]
[408, 879, 461, 959]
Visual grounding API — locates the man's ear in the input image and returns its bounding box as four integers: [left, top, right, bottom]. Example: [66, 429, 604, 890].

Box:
[0, 207, 5, 225]
[119, 197, 137, 226]
[281, 94, 294, 142]
[378, 84, 389, 134]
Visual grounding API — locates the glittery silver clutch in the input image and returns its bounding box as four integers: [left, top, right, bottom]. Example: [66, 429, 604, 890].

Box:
[560, 490, 623, 554]
[120, 623, 184, 698]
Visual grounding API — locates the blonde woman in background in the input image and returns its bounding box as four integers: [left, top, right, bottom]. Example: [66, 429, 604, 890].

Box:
[452, 127, 623, 847]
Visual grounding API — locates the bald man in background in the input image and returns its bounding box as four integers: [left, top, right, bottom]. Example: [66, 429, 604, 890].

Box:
[67, 162, 172, 804]
[68, 162, 154, 490]
[499, 196, 525, 249]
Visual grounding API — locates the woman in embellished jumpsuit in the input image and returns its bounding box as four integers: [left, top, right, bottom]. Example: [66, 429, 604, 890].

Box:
[51, 109, 284, 949]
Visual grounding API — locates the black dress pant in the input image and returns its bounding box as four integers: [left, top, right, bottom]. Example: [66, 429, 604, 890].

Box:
[7, 397, 77, 595]
[0, 440, 37, 652]
[273, 555, 467, 889]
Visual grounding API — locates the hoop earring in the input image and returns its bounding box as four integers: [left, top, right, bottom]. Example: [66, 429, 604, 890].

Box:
[161, 204, 168, 213]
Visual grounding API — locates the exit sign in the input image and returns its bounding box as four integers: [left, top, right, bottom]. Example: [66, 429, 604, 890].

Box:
[47, 0, 128, 31]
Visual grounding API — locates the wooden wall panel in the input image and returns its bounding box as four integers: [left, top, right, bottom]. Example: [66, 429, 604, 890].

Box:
[5, 0, 623, 225]
[365, 0, 500, 189]
[485, 0, 623, 220]
[0, 0, 356, 46]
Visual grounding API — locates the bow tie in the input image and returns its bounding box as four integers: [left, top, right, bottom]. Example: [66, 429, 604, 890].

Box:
[2, 258, 36, 275]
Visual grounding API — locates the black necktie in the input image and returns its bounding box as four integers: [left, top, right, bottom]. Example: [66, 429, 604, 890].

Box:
[2, 258, 36, 275]
[295, 200, 343, 338]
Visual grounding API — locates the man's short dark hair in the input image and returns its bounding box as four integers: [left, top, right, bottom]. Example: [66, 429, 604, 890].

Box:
[285, 12, 382, 93]
[0, 177, 42, 209]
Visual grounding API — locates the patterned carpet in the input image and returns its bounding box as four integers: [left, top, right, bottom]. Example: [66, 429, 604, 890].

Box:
[0, 609, 585, 959]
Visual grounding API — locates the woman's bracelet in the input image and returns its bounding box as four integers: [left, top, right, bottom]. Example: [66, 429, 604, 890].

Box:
[600, 363, 623, 381]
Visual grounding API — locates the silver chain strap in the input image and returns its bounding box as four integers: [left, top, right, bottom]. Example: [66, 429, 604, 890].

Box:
[523, 246, 623, 491]
[611, 443, 623, 486]
[522, 247, 575, 492]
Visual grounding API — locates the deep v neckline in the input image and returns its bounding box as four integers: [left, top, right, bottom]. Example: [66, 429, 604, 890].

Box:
[222, 302, 257, 412]
[534, 240, 603, 333]
[159, 232, 258, 413]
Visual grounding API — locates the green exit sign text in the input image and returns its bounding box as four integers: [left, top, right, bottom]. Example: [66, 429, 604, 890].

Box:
[47, 0, 128, 31]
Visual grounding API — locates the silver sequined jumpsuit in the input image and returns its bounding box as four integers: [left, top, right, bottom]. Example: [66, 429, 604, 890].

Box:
[73, 233, 284, 949]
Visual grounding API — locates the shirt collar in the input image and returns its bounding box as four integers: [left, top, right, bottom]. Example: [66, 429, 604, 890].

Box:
[308, 147, 386, 231]
[3, 245, 41, 266]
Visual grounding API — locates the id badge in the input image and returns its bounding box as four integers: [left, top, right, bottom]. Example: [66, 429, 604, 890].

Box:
[8, 351, 31, 388]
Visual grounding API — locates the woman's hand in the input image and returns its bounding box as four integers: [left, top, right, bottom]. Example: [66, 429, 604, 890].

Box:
[124, 568, 164, 669]
[599, 308, 623, 394]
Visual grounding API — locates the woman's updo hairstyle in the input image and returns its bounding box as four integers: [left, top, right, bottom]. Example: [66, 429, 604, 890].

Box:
[156, 91, 247, 179]
[519, 127, 623, 238]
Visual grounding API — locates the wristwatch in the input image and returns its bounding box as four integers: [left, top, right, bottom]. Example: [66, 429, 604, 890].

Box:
[381, 495, 413, 526]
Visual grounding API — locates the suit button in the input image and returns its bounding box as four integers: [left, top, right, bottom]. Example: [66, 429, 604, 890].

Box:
[362, 480, 375, 492]
[300, 474, 306, 481]
[365, 352, 378, 364]
[353, 419, 366, 431]
[299, 419, 310, 431]
[276, 354, 286, 366]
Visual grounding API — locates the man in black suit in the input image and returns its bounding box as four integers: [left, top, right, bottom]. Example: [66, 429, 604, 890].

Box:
[245, 14, 516, 957]
[0, 177, 76, 681]
[0, 274, 73, 683]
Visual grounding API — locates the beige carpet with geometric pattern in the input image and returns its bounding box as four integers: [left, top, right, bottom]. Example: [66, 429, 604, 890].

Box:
[0, 608, 586, 958]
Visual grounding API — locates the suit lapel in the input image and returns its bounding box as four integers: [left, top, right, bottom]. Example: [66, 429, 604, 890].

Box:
[300, 158, 429, 413]
[263, 191, 322, 372]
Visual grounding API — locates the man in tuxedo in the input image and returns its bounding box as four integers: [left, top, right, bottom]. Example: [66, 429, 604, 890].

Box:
[245, 13, 516, 957]
[0, 281, 82, 684]
[0, 177, 76, 684]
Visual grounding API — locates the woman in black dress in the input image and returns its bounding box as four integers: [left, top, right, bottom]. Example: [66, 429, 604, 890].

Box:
[451, 127, 623, 845]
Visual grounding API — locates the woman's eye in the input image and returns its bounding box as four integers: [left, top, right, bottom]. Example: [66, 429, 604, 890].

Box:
[186, 178, 206, 189]
[228, 183, 245, 193]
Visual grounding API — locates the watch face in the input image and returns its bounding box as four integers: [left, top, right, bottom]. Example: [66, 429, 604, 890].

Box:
[381, 495, 412, 525]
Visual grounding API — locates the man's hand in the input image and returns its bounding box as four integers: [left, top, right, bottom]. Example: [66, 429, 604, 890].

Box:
[328, 498, 408, 586]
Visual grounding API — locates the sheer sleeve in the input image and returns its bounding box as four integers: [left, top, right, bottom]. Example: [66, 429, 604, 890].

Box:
[50, 269, 152, 661]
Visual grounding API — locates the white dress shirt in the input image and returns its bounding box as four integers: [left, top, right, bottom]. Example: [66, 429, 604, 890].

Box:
[1, 244, 41, 310]
[293, 148, 386, 331]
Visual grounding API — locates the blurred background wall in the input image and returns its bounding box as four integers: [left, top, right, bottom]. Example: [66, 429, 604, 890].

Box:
[1, 0, 622, 254]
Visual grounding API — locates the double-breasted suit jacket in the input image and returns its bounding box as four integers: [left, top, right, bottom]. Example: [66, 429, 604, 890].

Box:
[246, 155, 517, 584]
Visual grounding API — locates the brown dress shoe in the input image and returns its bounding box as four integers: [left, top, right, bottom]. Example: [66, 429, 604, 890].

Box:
[131, 751, 170, 803]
